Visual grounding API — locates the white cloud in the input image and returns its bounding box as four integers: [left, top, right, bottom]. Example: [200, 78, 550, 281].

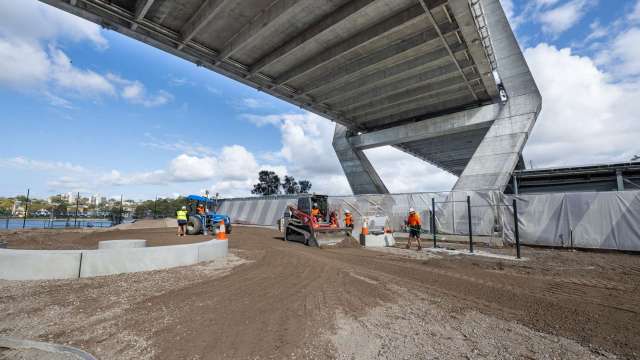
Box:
[609, 27, 640, 77]
[0, 38, 50, 89]
[631, 0, 640, 22]
[0, 0, 170, 107]
[168, 154, 218, 182]
[49, 47, 115, 96]
[107, 74, 173, 107]
[98, 169, 168, 186]
[365, 148, 458, 193]
[538, 0, 591, 34]
[523, 43, 640, 166]
[239, 97, 272, 109]
[0, 156, 87, 173]
[140, 134, 215, 156]
[0, 0, 107, 49]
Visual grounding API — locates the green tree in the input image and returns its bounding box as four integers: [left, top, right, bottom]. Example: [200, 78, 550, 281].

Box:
[252, 170, 281, 195]
[282, 176, 299, 194]
[299, 180, 312, 193]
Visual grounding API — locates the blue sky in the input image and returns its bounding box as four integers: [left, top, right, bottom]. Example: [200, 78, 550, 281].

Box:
[0, 0, 639, 199]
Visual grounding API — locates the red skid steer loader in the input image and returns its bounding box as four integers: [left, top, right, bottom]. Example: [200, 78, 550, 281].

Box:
[282, 194, 353, 247]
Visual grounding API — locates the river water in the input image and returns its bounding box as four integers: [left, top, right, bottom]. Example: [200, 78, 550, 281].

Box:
[0, 218, 113, 230]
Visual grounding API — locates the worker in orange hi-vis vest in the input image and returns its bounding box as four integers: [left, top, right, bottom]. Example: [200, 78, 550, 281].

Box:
[343, 210, 354, 232]
[310, 203, 321, 221]
[406, 208, 422, 251]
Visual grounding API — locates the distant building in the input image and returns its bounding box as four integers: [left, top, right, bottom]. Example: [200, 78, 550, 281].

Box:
[34, 209, 50, 217]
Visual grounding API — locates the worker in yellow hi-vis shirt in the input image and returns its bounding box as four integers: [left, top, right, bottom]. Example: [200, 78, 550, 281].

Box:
[176, 206, 188, 237]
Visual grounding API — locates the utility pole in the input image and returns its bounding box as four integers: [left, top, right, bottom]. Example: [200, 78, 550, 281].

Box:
[153, 195, 158, 219]
[22, 188, 30, 229]
[119, 194, 123, 225]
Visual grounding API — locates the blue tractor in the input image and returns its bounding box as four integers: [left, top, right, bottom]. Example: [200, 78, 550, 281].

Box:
[185, 195, 232, 235]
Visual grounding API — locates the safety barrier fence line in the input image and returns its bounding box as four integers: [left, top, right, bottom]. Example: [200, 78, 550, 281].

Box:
[215, 190, 640, 252]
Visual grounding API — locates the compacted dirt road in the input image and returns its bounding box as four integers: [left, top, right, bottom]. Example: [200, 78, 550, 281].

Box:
[1, 226, 639, 359]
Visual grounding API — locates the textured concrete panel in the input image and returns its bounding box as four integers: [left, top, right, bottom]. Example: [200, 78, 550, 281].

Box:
[0, 250, 81, 280]
[196, 240, 228, 262]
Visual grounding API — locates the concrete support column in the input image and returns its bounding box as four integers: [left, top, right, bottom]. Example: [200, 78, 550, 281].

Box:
[332, 124, 389, 195]
[448, 0, 542, 192]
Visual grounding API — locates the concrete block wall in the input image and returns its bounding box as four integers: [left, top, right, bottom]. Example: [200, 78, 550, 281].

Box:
[0, 240, 228, 281]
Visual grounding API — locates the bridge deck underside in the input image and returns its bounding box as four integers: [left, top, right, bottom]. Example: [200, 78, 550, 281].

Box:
[395, 126, 490, 175]
[43, 0, 497, 133]
[40, 0, 505, 181]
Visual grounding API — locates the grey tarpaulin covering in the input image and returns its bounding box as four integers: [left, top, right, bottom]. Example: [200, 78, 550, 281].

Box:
[219, 190, 640, 252]
[501, 191, 640, 251]
[217, 195, 298, 227]
[218, 191, 502, 237]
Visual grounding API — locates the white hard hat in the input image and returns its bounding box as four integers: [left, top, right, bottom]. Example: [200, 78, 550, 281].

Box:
[344, 209, 350, 214]
[313, 203, 318, 207]
[181, 206, 187, 210]
[409, 207, 415, 213]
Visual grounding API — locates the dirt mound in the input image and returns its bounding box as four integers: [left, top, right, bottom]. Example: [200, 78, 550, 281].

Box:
[329, 235, 361, 248]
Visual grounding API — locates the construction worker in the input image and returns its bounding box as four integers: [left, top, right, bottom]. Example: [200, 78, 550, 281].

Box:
[406, 208, 422, 251]
[176, 206, 188, 237]
[329, 211, 338, 227]
[344, 210, 354, 231]
[311, 203, 321, 221]
[196, 203, 205, 215]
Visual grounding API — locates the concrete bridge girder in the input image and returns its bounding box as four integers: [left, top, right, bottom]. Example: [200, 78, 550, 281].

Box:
[333, 0, 541, 194]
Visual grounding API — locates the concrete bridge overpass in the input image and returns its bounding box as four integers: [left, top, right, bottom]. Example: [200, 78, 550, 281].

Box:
[40, 0, 541, 194]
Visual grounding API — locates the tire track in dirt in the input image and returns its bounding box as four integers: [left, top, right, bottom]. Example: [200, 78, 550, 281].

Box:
[116, 227, 640, 359]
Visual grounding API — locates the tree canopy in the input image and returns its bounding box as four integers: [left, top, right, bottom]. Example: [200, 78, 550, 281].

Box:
[251, 171, 312, 196]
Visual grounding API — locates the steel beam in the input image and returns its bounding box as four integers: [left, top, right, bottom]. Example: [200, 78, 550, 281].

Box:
[218, 0, 303, 61]
[273, 4, 427, 86]
[247, 0, 379, 77]
[351, 84, 472, 124]
[178, 0, 229, 50]
[299, 25, 459, 97]
[418, 0, 479, 101]
[131, 0, 156, 30]
[324, 49, 470, 111]
[346, 78, 469, 118]
[448, 0, 498, 98]
[316, 50, 467, 104]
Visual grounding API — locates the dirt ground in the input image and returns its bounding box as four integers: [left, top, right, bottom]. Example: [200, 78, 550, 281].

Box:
[0, 226, 212, 250]
[1, 226, 639, 359]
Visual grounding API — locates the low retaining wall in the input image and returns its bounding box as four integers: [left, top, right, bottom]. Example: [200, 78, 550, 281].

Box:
[98, 239, 147, 249]
[0, 240, 228, 281]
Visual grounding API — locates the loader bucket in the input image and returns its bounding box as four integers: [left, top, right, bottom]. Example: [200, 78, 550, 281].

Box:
[311, 228, 358, 248]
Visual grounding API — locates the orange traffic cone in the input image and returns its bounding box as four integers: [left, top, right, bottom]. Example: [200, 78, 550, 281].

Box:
[361, 218, 369, 236]
[217, 220, 227, 240]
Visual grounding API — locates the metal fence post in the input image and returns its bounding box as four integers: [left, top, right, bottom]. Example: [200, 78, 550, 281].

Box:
[22, 188, 30, 229]
[513, 198, 521, 259]
[74, 192, 80, 227]
[431, 197, 437, 248]
[467, 195, 473, 253]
